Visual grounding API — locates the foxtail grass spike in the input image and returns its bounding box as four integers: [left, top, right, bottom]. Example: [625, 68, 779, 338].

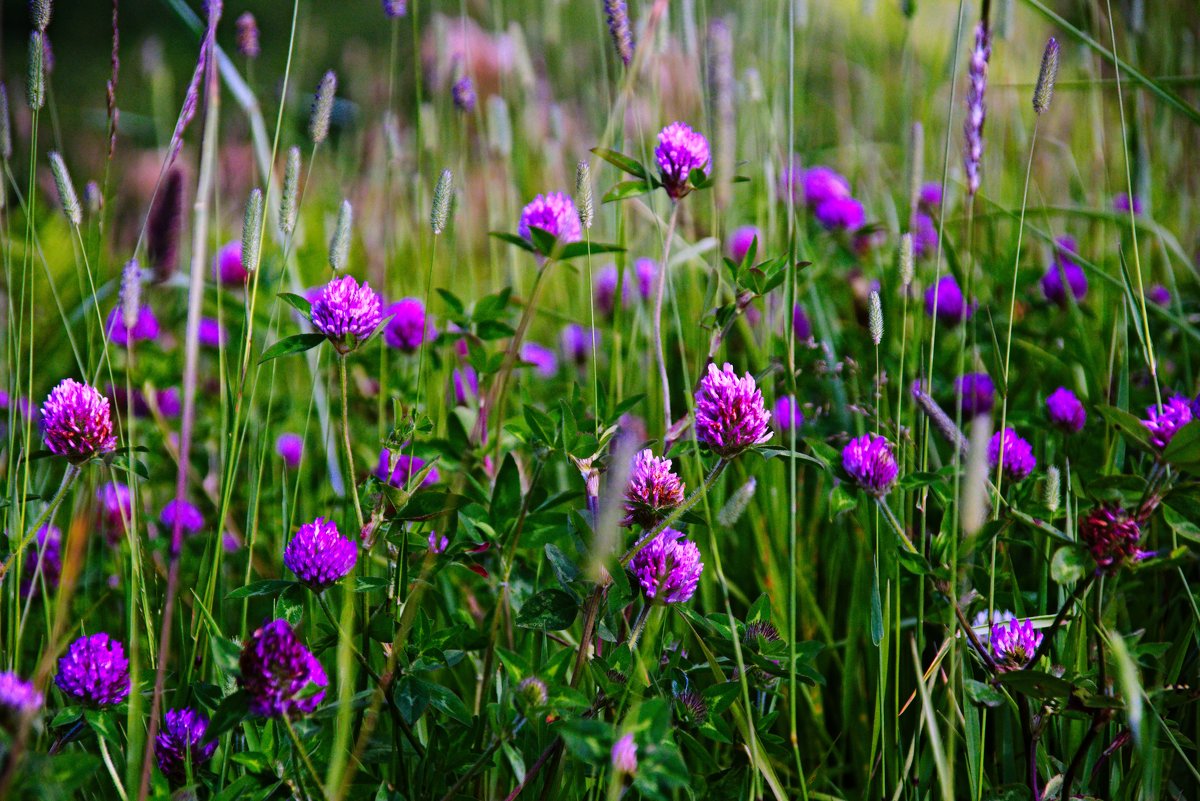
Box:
[31, 0, 52, 32]
[716, 477, 757, 528]
[908, 122, 924, 217]
[310, 71, 337, 145]
[708, 18, 735, 210]
[1033, 37, 1059, 115]
[148, 168, 184, 282]
[1043, 465, 1061, 512]
[236, 12, 260, 59]
[575, 160, 594, 230]
[868, 291, 883, 345]
[911, 381, 967, 456]
[121, 258, 142, 332]
[48, 151, 81, 226]
[280, 146, 301, 237]
[604, 0, 635, 67]
[242, 188, 264, 274]
[962, 415, 993, 535]
[0, 84, 13, 160]
[28, 32, 45, 111]
[431, 169, 452, 235]
[899, 233, 914, 286]
[330, 200, 353, 272]
[963, 21, 991, 198]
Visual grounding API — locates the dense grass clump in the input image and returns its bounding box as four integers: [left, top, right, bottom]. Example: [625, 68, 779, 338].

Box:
[2, 1, 1200, 799]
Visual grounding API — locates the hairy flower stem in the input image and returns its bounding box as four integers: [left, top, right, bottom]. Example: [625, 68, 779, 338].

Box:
[626, 601, 653, 651]
[571, 458, 728, 686]
[651, 203, 680, 428]
[139, 31, 221, 800]
[873, 496, 918, 554]
[1019, 695, 1040, 798]
[283, 713, 324, 799]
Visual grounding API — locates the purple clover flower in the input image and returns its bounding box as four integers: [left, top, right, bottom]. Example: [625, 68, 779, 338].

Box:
[383, 0, 406, 17]
[452, 366, 478, 406]
[155, 707, 217, 785]
[284, 517, 358, 591]
[213, 240, 248, 285]
[988, 428, 1036, 481]
[41, 379, 117, 463]
[990, 618, 1042, 672]
[1143, 396, 1193, 450]
[814, 196, 865, 232]
[451, 75, 476, 112]
[198, 317, 227, 349]
[1041, 237, 1088, 306]
[801, 166, 852, 208]
[629, 528, 703, 604]
[310, 275, 382, 353]
[954, 372, 995, 418]
[520, 342, 558, 378]
[160, 499, 204, 537]
[773, 396, 804, 431]
[621, 449, 686, 529]
[560, 324, 596, 367]
[654, 121, 710, 200]
[694, 362, 772, 458]
[239, 619, 328, 717]
[22, 525, 62, 598]
[97, 482, 132, 543]
[0, 672, 43, 731]
[793, 304, 812, 341]
[156, 387, 182, 418]
[728, 225, 761, 263]
[1080, 505, 1147, 574]
[1113, 192, 1143, 216]
[384, 298, 435, 353]
[376, 447, 439, 488]
[919, 182, 943, 208]
[924, 274, 973, 327]
[842, 433, 899, 494]
[276, 432, 303, 468]
[595, 264, 634, 315]
[1046, 387, 1086, 433]
[912, 211, 938, 259]
[518, 192, 582, 254]
[1147, 284, 1171, 307]
[611, 733, 638, 775]
[106, 304, 160, 347]
[55, 632, 130, 707]
[635, 258, 657, 299]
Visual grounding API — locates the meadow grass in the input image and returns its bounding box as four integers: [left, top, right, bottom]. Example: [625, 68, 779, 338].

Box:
[1, 0, 1200, 799]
